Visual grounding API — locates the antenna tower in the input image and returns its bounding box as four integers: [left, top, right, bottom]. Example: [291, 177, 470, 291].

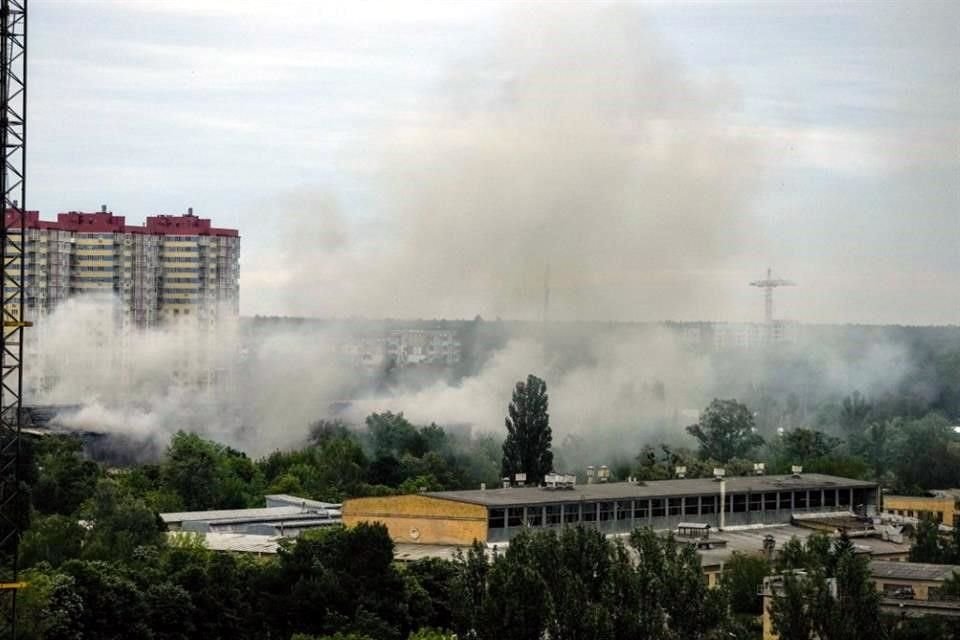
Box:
[749, 267, 795, 323]
[0, 0, 29, 635]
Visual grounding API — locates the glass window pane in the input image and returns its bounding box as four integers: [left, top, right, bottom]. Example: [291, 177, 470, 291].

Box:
[583, 503, 597, 522]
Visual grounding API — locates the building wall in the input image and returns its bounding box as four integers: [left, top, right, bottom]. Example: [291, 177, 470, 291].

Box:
[342, 495, 487, 545]
[882, 495, 958, 526]
[485, 485, 878, 543]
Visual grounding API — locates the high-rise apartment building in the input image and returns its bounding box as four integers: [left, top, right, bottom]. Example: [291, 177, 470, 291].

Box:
[4, 207, 239, 328]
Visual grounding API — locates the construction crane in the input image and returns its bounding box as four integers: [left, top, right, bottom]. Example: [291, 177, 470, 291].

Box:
[749, 268, 795, 324]
[0, 0, 29, 636]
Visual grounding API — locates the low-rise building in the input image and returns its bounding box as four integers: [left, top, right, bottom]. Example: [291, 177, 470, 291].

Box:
[342, 473, 880, 546]
[882, 492, 959, 526]
[162, 496, 340, 537]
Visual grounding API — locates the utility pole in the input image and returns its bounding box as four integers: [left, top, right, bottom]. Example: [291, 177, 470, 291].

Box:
[0, 1, 29, 637]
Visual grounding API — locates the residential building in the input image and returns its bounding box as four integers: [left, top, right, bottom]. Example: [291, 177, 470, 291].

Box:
[342, 473, 880, 546]
[386, 329, 461, 366]
[5, 206, 239, 329]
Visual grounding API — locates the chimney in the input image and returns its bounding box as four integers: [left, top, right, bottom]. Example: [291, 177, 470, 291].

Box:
[480, 482, 486, 491]
[101, 204, 107, 213]
[188, 207, 194, 216]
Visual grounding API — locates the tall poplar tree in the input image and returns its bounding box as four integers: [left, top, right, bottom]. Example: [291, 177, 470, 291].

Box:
[501, 374, 553, 485]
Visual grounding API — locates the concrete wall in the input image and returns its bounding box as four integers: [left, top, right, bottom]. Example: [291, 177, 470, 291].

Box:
[342, 495, 487, 545]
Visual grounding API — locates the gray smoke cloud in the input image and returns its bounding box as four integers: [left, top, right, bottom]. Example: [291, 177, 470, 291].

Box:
[29, 4, 943, 458]
[274, 3, 763, 322]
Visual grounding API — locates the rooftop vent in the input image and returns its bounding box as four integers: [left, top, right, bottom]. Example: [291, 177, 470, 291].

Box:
[586, 465, 595, 484]
[791, 465, 803, 478]
[754, 462, 766, 476]
[543, 473, 577, 490]
[675, 465, 687, 479]
[598, 465, 610, 483]
[514, 472, 527, 487]
[502, 476, 510, 489]
[713, 467, 726, 481]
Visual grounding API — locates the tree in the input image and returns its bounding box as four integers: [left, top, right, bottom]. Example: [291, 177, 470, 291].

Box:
[81, 479, 166, 562]
[909, 516, 945, 563]
[721, 552, 770, 616]
[840, 391, 871, 433]
[778, 429, 841, 464]
[19, 514, 85, 568]
[501, 374, 552, 484]
[686, 399, 763, 463]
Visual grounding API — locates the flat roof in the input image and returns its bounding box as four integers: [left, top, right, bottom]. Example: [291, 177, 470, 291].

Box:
[161, 505, 340, 525]
[168, 532, 281, 554]
[425, 473, 877, 508]
[871, 561, 960, 582]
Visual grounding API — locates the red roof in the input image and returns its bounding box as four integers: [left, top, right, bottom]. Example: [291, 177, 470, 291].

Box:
[3, 209, 238, 237]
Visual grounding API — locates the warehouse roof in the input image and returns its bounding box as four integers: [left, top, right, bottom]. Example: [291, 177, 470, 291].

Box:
[425, 473, 877, 507]
[870, 561, 960, 582]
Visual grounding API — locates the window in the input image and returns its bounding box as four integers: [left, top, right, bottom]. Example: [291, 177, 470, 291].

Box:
[651, 499, 665, 518]
[795, 491, 808, 508]
[508, 507, 524, 527]
[599, 502, 614, 522]
[527, 507, 543, 527]
[700, 495, 716, 514]
[488, 509, 505, 529]
[749, 493, 763, 512]
[546, 505, 562, 525]
[684, 497, 699, 516]
[634, 499, 649, 519]
[838, 490, 851, 507]
[564, 503, 581, 523]
[809, 491, 822, 508]
[583, 503, 597, 522]
[764, 492, 778, 510]
[824, 490, 836, 507]
[668, 498, 682, 516]
[732, 494, 746, 513]
[616, 500, 632, 520]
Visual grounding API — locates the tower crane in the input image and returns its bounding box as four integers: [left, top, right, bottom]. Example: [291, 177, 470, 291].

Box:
[0, 1, 29, 636]
[749, 268, 795, 324]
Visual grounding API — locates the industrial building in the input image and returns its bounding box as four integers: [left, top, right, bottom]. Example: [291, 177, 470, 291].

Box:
[4, 207, 239, 328]
[162, 495, 340, 537]
[342, 473, 880, 546]
[882, 491, 960, 527]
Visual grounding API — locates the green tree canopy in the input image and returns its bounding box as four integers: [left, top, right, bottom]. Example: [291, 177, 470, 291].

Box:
[686, 399, 764, 463]
[501, 374, 553, 484]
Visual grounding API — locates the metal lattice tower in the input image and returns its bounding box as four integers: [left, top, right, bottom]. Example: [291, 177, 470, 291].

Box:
[0, 0, 28, 635]
[749, 267, 795, 323]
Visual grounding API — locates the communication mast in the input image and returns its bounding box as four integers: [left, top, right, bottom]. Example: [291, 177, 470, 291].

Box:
[0, 0, 29, 635]
[749, 267, 795, 323]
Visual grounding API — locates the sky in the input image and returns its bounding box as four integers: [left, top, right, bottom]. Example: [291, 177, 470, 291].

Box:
[27, 0, 960, 325]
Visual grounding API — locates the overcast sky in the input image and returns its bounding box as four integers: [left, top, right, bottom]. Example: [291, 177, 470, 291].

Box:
[28, 0, 959, 325]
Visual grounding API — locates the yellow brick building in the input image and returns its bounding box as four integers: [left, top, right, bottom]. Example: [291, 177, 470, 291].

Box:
[882, 493, 959, 526]
[342, 494, 487, 545]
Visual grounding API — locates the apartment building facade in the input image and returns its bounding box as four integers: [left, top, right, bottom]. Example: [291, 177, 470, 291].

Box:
[5, 207, 239, 328]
